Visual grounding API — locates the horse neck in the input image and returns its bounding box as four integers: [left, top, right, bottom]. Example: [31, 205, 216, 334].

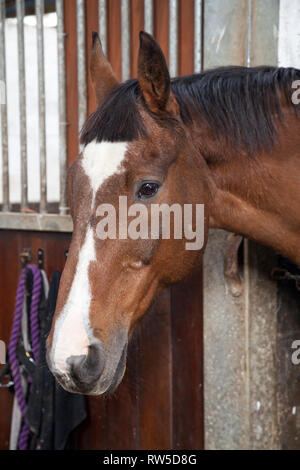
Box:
[190, 114, 300, 265]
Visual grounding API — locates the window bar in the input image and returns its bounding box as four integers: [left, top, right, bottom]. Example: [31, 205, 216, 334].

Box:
[194, 0, 203, 73]
[247, 0, 252, 67]
[98, 0, 107, 56]
[56, 0, 68, 215]
[144, 0, 153, 35]
[169, 0, 178, 77]
[121, 0, 130, 81]
[76, 0, 87, 144]
[36, 0, 47, 213]
[16, 0, 28, 209]
[0, 0, 9, 211]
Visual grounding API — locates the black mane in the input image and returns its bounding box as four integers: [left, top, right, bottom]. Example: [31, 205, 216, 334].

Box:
[80, 66, 300, 153]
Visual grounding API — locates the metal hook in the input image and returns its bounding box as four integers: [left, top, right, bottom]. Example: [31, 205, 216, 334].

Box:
[20, 248, 32, 268]
[38, 248, 44, 270]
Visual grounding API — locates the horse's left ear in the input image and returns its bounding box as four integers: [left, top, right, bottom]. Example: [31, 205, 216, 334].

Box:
[90, 32, 119, 106]
[138, 31, 178, 115]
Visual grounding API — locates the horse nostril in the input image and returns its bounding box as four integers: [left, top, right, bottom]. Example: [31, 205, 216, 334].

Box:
[67, 342, 105, 386]
[68, 354, 86, 376]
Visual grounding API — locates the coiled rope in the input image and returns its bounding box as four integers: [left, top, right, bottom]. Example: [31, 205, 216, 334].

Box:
[8, 264, 42, 450]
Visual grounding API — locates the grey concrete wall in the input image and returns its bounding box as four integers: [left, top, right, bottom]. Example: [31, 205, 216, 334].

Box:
[203, 0, 280, 450]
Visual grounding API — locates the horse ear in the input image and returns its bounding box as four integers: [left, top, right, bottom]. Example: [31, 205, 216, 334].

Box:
[138, 31, 178, 115]
[90, 32, 119, 106]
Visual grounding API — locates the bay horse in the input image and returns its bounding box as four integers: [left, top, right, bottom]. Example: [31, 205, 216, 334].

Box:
[47, 31, 300, 395]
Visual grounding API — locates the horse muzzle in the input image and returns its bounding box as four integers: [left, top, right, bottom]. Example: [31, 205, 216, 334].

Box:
[46, 339, 128, 395]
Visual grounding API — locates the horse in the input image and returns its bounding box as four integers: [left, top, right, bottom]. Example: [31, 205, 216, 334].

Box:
[46, 31, 300, 395]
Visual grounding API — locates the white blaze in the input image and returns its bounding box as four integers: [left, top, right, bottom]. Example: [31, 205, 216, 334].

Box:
[52, 140, 128, 374]
[82, 140, 128, 205]
[52, 227, 95, 373]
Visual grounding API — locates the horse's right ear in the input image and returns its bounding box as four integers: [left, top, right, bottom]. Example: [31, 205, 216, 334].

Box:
[138, 31, 178, 115]
[90, 32, 119, 106]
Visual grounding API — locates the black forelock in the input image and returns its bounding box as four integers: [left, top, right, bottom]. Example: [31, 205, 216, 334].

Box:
[80, 80, 147, 145]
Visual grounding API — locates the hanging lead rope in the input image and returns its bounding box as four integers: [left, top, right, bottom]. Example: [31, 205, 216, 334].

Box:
[28, 265, 42, 362]
[8, 268, 27, 416]
[8, 265, 42, 450]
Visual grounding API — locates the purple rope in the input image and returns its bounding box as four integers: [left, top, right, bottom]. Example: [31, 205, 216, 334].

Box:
[8, 265, 42, 450]
[27, 265, 42, 362]
[18, 421, 31, 450]
[8, 268, 27, 416]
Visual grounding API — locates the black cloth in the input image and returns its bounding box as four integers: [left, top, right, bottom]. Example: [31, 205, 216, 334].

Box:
[26, 270, 87, 450]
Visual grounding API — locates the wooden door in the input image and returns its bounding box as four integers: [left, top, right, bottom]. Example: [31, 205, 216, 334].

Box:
[0, 229, 203, 450]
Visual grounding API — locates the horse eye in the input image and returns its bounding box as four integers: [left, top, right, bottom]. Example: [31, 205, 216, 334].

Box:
[137, 182, 160, 199]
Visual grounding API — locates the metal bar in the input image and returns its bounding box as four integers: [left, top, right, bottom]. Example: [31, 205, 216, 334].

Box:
[16, 0, 28, 209]
[144, 0, 153, 35]
[76, 0, 87, 139]
[169, 0, 178, 77]
[98, 0, 107, 56]
[56, 0, 68, 215]
[247, 0, 252, 67]
[0, 0, 9, 211]
[36, 0, 47, 213]
[121, 0, 130, 81]
[0, 212, 73, 232]
[194, 0, 203, 73]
